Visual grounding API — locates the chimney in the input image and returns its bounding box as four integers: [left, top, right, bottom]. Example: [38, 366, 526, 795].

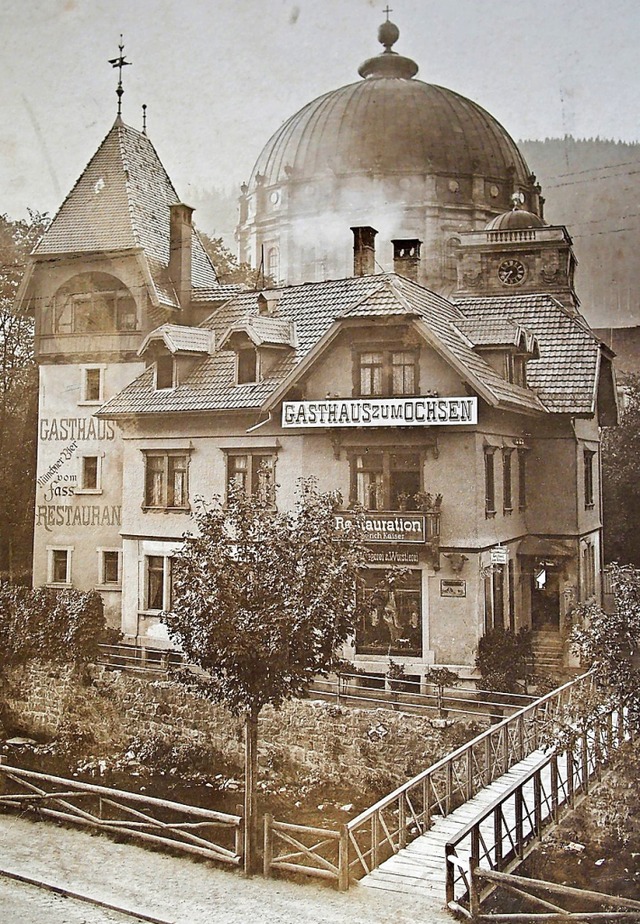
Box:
[392, 239, 422, 282]
[169, 202, 194, 308]
[351, 226, 378, 276]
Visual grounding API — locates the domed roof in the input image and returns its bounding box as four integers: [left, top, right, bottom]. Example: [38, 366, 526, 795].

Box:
[248, 22, 531, 190]
[485, 207, 547, 231]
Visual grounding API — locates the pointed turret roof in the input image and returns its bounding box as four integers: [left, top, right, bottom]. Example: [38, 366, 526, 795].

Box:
[32, 118, 221, 308]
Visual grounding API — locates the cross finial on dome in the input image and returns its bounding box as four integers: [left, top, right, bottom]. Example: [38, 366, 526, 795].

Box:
[383, 5, 393, 20]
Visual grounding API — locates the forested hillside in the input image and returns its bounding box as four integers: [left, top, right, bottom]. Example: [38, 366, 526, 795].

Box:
[519, 138, 640, 327]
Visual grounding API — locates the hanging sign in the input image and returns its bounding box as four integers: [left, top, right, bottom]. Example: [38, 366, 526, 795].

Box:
[490, 546, 509, 565]
[282, 396, 478, 428]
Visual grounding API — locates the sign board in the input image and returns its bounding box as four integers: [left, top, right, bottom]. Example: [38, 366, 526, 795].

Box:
[490, 546, 509, 565]
[282, 396, 478, 429]
[441, 579, 466, 598]
[334, 511, 426, 544]
[367, 547, 420, 565]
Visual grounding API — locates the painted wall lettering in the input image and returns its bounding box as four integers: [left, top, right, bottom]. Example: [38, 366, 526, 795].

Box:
[35, 504, 121, 533]
[37, 441, 78, 486]
[39, 418, 115, 441]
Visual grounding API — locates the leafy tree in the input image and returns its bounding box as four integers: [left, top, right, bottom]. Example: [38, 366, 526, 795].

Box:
[424, 666, 460, 718]
[0, 210, 49, 582]
[162, 480, 370, 873]
[570, 563, 640, 733]
[602, 375, 640, 566]
[199, 231, 276, 289]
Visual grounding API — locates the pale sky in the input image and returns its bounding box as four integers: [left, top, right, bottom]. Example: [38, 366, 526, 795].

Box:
[1, 0, 639, 222]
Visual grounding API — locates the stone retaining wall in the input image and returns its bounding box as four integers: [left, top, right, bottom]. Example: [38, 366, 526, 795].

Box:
[1, 662, 480, 792]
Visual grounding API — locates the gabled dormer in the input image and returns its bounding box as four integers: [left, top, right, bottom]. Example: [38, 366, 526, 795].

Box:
[138, 324, 215, 390]
[454, 317, 539, 387]
[218, 295, 296, 385]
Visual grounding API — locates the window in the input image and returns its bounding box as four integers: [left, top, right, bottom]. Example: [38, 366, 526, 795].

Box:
[584, 449, 595, 508]
[518, 449, 527, 510]
[48, 547, 72, 585]
[503, 449, 513, 512]
[581, 542, 596, 600]
[237, 348, 258, 385]
[356, 348, 418, 397]
[351, 451, 421, 510]
[156, 355, 174, 390]
[145, 555, 173, 611]
[144, 452, 189, 509]
[357, 569, 422, 657]
[52, 273, 137, 334]
[226, 452, 275, 503]
[267, 246, 280, 283]
[80, 455, 100, 492]
[484, 564, 505, 632]
[98, 549, 121, 586]
[507, 559, 516, 631]
[82, 367, 103, 403]
[484, 448, 496, 517]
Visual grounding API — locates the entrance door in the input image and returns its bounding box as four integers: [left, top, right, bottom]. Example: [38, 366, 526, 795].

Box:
[531, 560, 560, 630]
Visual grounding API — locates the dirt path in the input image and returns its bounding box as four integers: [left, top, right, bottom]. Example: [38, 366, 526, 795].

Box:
[0, 814, 453, 924]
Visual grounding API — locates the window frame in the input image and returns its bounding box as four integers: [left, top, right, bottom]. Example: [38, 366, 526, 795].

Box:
[349, 450, 423, 511]
[144, 554, 173, 612]
[484, 447, 497, 517]
[97, 548, 121, 587]
[155, 354, 175, 391]
[356, 567, 423, 658]
[237, 347, 258, 385]
[502, 448, 513, 513]
[518, 448, 527, 511]
[143, 450, 190, 511]
[47, 546, 73, 586]
[76, 454, 102, 494]
[79, 366, 104, 405]
[353, 343, 420, 398]
[584, 448, 595, 509]
[225, 450, 276, 504]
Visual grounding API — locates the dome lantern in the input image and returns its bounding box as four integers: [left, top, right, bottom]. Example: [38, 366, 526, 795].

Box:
[358, 19, 419, 79]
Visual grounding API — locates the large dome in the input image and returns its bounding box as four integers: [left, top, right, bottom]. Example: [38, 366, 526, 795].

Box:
[251, 78, 530, 188]
[237, 19, 542, 290]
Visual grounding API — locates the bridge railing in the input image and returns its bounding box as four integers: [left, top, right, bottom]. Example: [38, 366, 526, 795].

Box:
[444, 703, 629, 918]
[263, 670, 595, 889]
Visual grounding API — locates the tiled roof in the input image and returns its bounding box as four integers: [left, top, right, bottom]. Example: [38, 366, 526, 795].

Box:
[34, 118, 221, 307]
[455, 294, 601, 414]
[138, 324, 214, 356]
[99, 274, 551, 419]
[219, 315, 296, 349]
[454, 317, 524, 347]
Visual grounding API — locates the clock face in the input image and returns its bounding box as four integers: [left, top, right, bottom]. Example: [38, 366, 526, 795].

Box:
[498, 259, 527, 286]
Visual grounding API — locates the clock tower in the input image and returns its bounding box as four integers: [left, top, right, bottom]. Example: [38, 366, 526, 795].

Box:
[454, 197, 580, 313]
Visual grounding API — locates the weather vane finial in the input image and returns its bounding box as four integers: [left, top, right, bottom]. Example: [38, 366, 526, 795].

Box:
[108, 35, 132, 119]
[383, 5, 393, 20]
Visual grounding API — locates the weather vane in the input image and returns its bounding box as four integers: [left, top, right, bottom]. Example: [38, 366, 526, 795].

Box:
[383, 5, 393, 20]
[108, 35, 132, 119]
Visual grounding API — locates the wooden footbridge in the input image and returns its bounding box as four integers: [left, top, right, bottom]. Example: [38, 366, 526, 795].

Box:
[264, 671, 633, 916]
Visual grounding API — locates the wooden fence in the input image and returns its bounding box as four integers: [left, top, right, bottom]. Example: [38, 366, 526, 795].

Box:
[0, 760, 243, 866]
[444, 704, 632, 919]
[263, 671, 595, 890]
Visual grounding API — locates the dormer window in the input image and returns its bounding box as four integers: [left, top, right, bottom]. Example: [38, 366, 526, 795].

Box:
[156, 354, 175, 390]
[505, 352, 527, 387]
[237, 347, 258, 385]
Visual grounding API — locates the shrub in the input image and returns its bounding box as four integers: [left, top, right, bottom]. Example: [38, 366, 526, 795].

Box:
[476, 626, 533, 694]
